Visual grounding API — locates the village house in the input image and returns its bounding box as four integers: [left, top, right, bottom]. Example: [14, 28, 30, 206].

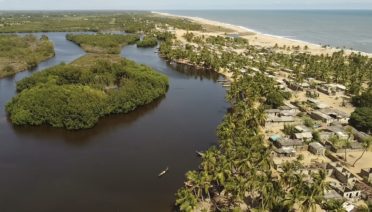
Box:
[280, 102, 300, 115]
[353, 129, 369, 143]
[265, 109, 296, 124]
[333, 84, 347, 94]
[331, 182, 362, 200]
[317, 84, 336, 96]
[361, 168, 372, 183]
[310, 110, 334, 125]
[294, 132, 313, 141]
[327, 162, 358, 187]
[319, 108, 349, 124]
[275, 79, 287, 90]
[309, 142, 326, 156]
[307, 98, 329, 109]
[323, 126, 348, 139]
[326, 140, 364, 153]
[272, 147, 296, 158]
[286, 81, 310, 91]
[275, 138, 307, 150]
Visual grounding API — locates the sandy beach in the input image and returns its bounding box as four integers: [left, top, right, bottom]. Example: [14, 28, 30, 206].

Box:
[153, 11, 372, 58]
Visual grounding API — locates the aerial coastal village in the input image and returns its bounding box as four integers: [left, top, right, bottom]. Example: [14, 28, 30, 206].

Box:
[0, 8, 371, 211]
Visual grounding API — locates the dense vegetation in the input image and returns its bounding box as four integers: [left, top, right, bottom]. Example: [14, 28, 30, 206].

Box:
[137, 36, 158, 48]
[66, 34, 139, 54]
[6, 55, 168, 130]
[0, 12, 202, 33]
[350, 89, 372, 133]
[0, 34, 54, 78]
[175, 72, 329, 211]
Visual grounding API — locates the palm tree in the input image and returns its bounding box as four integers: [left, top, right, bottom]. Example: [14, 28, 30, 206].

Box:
[344, 127, 355, 162]
[353, 137, 372, 167]
[175, 187, 198, 212]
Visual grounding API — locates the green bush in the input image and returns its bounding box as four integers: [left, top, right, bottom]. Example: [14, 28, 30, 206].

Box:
[137, 36, 158, 48]
[349, 107, 372, 133]
[352, 89, 372, 107]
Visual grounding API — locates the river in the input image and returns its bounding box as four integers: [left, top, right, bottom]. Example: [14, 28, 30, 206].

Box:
[0, 32, 228, 212]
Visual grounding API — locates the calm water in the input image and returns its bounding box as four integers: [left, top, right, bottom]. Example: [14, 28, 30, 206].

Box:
[0, 33, 228, 211]
[164, 10, 372, 53]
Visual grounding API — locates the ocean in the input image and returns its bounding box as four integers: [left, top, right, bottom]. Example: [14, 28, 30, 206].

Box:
[162, 10, 372, 53]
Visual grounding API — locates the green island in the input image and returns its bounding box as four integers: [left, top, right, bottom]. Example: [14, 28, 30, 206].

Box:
[6, 32, 169, 130]
[66, 33, 139, 54]
[0, 34, 54, 78]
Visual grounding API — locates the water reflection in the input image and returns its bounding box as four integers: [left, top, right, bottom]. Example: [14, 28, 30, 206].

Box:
[169, 62, 221, 82]
[11, 96, 165, 146]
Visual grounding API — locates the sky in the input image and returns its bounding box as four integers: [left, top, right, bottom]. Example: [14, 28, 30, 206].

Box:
[0, 0, 372, 10]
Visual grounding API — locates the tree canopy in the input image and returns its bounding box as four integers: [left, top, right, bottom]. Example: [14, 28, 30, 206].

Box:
[350, 89, 372, 133]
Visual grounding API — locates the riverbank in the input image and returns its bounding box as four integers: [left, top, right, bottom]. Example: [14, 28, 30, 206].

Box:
[153, 11, 372, 58]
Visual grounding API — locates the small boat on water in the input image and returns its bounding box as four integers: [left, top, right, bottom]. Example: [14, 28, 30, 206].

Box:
[195, 151, 204, 157]
[158, 167, 169, 177]
[222, 83, 231, 87]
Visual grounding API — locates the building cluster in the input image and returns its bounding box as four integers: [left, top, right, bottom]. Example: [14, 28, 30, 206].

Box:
[259, 66, 372, 207]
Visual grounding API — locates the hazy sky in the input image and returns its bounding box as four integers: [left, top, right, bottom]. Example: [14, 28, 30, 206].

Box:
[0, 0, 372, 10]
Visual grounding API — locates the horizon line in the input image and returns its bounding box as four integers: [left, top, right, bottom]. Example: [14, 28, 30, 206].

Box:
[1, 9, 372, 12]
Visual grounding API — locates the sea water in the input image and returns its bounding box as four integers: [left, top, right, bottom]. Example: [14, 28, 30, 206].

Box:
[164, 10, 372, 53]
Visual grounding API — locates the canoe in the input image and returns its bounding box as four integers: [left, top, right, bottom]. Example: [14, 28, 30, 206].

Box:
[195, 151, 204, 157]
[158, 167, 169, 177]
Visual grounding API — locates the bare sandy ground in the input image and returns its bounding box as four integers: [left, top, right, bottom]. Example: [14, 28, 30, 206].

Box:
[153, 11, 372, 58]
[336, 151, 372, 178]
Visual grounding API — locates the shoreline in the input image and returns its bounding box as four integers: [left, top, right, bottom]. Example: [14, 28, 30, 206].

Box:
[152, 11, 372, 58]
